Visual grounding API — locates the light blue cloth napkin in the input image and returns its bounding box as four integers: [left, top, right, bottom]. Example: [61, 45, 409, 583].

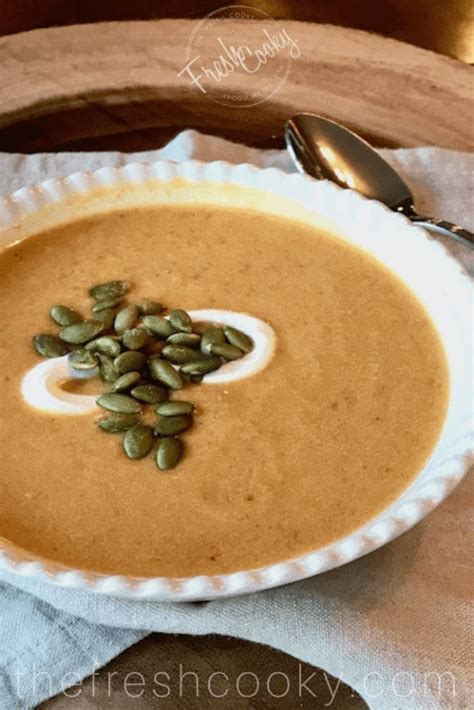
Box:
[1, 131, 473, 709]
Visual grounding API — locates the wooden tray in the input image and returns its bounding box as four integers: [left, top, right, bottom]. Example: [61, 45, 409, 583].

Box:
[0, 19, 472, 152]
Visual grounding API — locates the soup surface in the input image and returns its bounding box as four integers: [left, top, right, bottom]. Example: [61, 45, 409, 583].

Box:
[0, 202, 449, 577]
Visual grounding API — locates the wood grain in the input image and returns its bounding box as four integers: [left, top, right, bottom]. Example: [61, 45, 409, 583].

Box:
[40, 634, 366, 709]
[0, 19, 472, 152]
[0, 0, 472, 63]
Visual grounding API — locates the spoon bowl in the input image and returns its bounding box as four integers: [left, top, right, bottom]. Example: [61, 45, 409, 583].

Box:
[285, 113, 474, 248]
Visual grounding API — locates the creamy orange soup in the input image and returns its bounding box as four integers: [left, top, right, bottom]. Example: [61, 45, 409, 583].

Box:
[0, 204, 449, 577]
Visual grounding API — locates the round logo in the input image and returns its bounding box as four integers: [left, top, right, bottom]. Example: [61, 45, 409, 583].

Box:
[179, 5, 300, 108]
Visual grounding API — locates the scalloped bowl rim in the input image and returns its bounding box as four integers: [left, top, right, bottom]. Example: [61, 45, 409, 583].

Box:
[0, 159, 472, 600]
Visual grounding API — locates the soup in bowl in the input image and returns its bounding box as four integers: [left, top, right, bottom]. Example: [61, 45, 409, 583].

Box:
[0, 161, 471, 599]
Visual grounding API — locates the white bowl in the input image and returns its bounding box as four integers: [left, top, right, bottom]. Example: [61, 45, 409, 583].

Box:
[0, 159, 472, 600]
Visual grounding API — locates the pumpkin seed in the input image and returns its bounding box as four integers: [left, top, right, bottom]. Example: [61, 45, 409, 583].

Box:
[148, 357, 183, 390]
[91, 296, 123, 312]
[155, 401, 194, 416]
[137, 300, 164, 315]
[154, 414, 192, 436]
[114, 350, 146, 374]
[181, 372, 204, 384]
[50, 305, 81, 327]
[167, 332, 201, 348]
[122, 327, 148, 350]
[162, 344, 200, 364]
[180, 356, 222, 376]
[94, 308, 115, 331]
[169, 309, 193, 333]
[142, 316, 176, 338]
[85, 336, 121, 358]
[110, 371, 141, 392]
[33, 333, 69, 358]
[96, 393, 142, 414]
[224, 326, 253, 353]
[114, 304, 139, 333]
[155, 437, 183, 470]
[211, 343, 243, 360]
[98, 354, 119, 384]
[59, 320, 103, 344]
[33, 283, 257, 474]
[131, 384, 169, 404]
[200, 327, 225, 354]
[89, 280, 129, 301]
[96, 413, 139, 433]
[123, 424, 155, 459]
[68, 348, 99, 371]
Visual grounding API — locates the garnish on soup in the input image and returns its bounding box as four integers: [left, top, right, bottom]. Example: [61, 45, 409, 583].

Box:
[32, 280, 254, 471]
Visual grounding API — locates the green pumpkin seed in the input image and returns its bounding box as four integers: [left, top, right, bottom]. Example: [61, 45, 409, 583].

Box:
[110, 371, 141, 392]
[224, 326, 253, 353]
[98, 354, 119, 384]
[89, 280, 129, 301]
[96, 393, 142, 414]
[155, 437, 183, 470]
[50, 305, 82, 327]
[59, 320, 103, 344]
[148, 357, 183, 390]
[85, 336, 121, 358]
[137, 300, 164, 315]
[68, 348, 99, 371]
[180, 356, 222, 376]
[162, 344, 200, 364]
[94, 308, 115, 331]
[114, 350, 146, 374]
[154, 414, 192, 436]
[167, 332, 201, 348]
[142, 316, 176, 338]
[96, 413, 139, 433]
[33, 334, 69, 358]
[155, 401, 194, 416]
[123, 424, 155, 459]
[91, 296, 124, 312]
[114, 304, 139, 333]
[169, 309, 193, 333]
[211, 343, 243, 360]
[131, 384, 169, 403]
[122, 327, 148, 350]
[200, 327, 225, 354]
[33, 285, 256, 474]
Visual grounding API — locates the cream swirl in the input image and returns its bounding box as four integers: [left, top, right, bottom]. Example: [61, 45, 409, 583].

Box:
[21, 310, 276, 415]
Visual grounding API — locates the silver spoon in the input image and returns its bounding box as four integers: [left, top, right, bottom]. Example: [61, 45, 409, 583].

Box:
[285, 113, 474, 249]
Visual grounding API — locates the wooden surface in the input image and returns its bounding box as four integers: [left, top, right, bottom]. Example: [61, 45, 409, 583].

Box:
[0, 0, 472, 63]
[0, 19, 472, 152]
[40, 635, 366, 709]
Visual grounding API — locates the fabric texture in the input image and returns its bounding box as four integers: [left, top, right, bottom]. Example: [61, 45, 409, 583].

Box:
[0, 131, 472, 709]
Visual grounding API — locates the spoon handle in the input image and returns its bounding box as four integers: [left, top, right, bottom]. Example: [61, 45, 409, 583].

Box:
[409, 214, 474, 249]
